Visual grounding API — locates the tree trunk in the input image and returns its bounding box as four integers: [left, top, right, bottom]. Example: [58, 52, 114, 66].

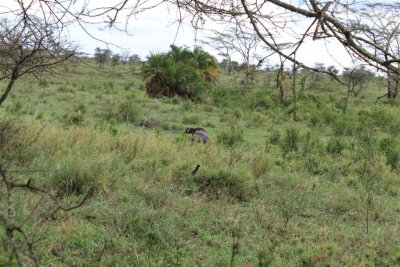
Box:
[387, 71, 399, 98]
[0, 77, 17, 107]
[277, 66, 286, 105]
[292, 60, 298, 121]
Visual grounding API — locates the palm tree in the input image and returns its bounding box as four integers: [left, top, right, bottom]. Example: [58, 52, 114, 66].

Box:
[168, 45, 194, 64]
[142, 45, 219, 100]
[193, 46, 219, 84]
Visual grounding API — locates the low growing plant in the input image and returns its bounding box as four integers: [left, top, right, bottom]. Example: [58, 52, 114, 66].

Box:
[217, 126, 244, 147]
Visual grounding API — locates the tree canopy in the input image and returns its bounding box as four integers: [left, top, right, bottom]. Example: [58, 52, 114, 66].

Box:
[142, 45, 219, 100]
[4, 0, 400, 99]
[0, 17, 74, 106]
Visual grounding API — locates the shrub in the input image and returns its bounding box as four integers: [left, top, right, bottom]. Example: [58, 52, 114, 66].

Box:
[269, 130, 281, 145]
[194, 169, 253, 201]
[63, 112, 85, 126]
[117, 101, 140, 123]
[74, 103, 86, 114]
[281, 128, 300, 155]
[320, 107, 338, 125]
[232, 108, 244, 119]
[379, 137, 392, 153]
[103, 81, 114, 90]
[217, 126, 244, 147]
[0, 118, 21, 155]
[309, 113, 320, 127]
[249, 97, 274, 110]
[302, 131, 322, 156]
[326, 137, 346, 155]
[251, 152, 272, 179]
[359, 107, 400, 134]
[379, 137, 400, 170]
[182, 114, 200, 125]
[50, 157, 102, 195]
[332, 114, 360, 136]
[385, 149, 400, 170]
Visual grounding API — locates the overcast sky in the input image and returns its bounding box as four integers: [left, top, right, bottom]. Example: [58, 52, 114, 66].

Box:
[0, 0, 357, 70]
[70, 5, 199, 59]
[0, 0, 356, 72]
[65, 2, 360, 71]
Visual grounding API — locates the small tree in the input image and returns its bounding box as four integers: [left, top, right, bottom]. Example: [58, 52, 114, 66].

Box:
[343, 66, 374, 97]
[121, 51, 129, 68]
[202, 26, 263, 88]
[0, 18, 75, 107]
[129, 54, 141, 65]
[327, 66, 339, 81]
[94, 48, 111, 68]
[313, 63, 326, 82]
[111, 53, 121, 69]
[342, 65, 374, 112]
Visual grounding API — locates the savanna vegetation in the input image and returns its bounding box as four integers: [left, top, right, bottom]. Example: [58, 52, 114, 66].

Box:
[1, 47, 400, 266]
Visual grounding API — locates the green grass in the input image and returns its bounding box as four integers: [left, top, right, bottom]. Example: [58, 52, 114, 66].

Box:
[0, 59, 399, 266]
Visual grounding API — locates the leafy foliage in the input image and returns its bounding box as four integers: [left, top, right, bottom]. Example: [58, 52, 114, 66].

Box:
[142, 45, 219, 100]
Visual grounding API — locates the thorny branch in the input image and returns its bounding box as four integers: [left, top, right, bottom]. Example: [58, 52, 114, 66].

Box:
[0, 164, 95, 266]
[5, 0, 400, 88]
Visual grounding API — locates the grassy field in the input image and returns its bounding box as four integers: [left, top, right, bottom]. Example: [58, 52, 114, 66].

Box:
[0, 59, 400, 266]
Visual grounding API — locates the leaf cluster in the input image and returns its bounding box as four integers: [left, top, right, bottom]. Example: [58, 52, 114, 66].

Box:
[142, 45, 219, 100]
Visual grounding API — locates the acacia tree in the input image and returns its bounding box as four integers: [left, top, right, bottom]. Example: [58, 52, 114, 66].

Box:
[121, 51, 129, 68]
[343, 66, 374, 97]
[111, 53, 121, 69]
[5, 1, 400, 93]
[363, 3, 400, 99]
[202, 31, 239, 84]
[202, 26, 264, 88]
[94, 48, 112, 68]
[6, 0, 400, 122]
[343, 65, 374, 112]
[173, 1, 400, 96]
[0, 18, 75, 106]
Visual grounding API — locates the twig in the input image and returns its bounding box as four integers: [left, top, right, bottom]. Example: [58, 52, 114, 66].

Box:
[192, 164, 200, 175]
[375, 93, 389, 103]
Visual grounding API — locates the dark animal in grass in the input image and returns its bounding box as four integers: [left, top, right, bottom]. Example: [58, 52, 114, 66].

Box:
[185, 127, 209, 144]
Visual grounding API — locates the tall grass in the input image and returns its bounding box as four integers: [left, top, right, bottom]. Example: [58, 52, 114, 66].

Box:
[1, 61, 400, 266]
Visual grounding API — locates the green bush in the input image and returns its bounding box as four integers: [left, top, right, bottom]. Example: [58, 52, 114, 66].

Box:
[217, 126, 244, 147]
[359, 107, 400, 134]
[182, 114, 200, 125]
[63, 112, 85, 126]
[74, 103, 86, 114]
[309, 113, 320, 127]
[117, 101, 140, 123]
[269, 130, 281, 145]
[385, 149, 399, 170]
[251, 152, 272, 179]
[50, 157, 102, 195]
[302, 131, 322, 156]
[332, 117, 356, 136]
[326, 137, 346, 155]
[321, 107, 338, 125]
[379, 137, 400, 169]
[194, 169, 253, 201]
[142, 45, 219, 100]
[281, 128, 300, 154]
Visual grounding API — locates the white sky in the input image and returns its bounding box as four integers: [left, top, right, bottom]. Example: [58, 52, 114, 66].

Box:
[70, 4, 200, 60]
[68, 3, 355, 71]
[1, 0, 359, 70]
